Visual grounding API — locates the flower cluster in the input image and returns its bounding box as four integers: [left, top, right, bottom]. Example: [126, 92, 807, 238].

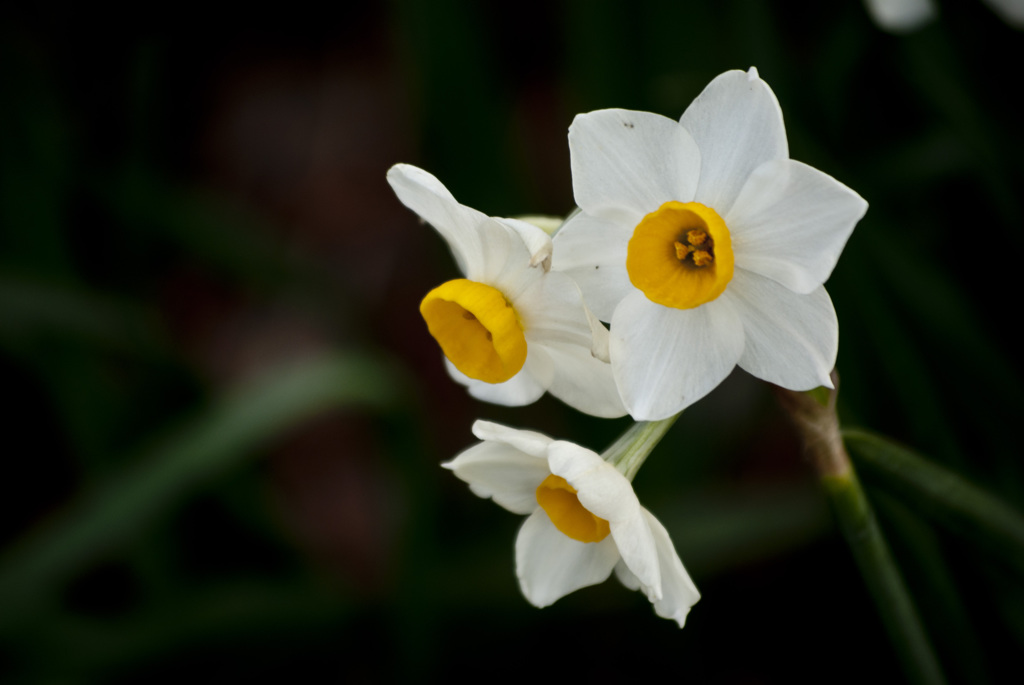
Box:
[387, 68, 866, 626]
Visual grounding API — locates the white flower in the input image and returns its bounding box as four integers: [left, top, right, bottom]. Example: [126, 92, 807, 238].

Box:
[552, 68, 868, 420]
[443, 420, 700, 626]
[387, 164, 625, 418]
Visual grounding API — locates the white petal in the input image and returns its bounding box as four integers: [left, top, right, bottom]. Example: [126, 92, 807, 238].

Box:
[568, 109, 701, 226]
[641, 508, 701, 628]
[610, 292, 745, 420]
[515, 271, 597, 349]
[513, 214, 564, 237]
[546, 442, 637, 523]
[585, 305, 611, 363]
[442, 440, 552, 515]
[725, 270, 838, 390]
[470, 420, 554, 459]
[681, 68, 788, 216]
[515, 509, 620, 608]
[543, 343, 626, 418]
[386, 164, 490, 276]
[509, 273, 625, 418]
[445, 348, 554, 406]
[550, 211, 633, 322]
[608, 507, 661, 600]
[471, 218, 541, 298]
[547, 442, 660, 593]
[498, 218, 553, 271]
[614, 560, 641, 591]
[727, 159, 868, 294]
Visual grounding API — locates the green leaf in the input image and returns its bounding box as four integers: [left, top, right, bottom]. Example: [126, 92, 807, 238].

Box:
[0, 351, 402, 630]
[871, 491, 993, 684]
[0, 276, 167, 354]
[844, 429, 1024, 575]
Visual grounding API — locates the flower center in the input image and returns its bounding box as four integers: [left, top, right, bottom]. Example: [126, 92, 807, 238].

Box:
[626, 201, 734, 309]
[535, 474, 611, 543]
[420, 278, 527, 384]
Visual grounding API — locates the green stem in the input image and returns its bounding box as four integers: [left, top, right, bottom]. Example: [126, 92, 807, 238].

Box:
[601, 413, 680, 481]
[823, 470, 947, 685]
[844, 428, 1024, 575]
[775, 375, 945, 685]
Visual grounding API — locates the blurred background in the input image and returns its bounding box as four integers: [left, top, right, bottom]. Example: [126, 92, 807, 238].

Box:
[2, 1, 1022, 682]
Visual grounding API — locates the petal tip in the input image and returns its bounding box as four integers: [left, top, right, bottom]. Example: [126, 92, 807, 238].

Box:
[470, 419, 503, 441]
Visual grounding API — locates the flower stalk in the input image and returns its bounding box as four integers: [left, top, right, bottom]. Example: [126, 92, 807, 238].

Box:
[602, 414, 681, 481]
[775, 372, 946, 685]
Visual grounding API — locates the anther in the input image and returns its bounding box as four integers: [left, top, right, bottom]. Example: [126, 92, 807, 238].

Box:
[692, 250, 713, 267]
[674, 241, 691, 260]
[687, 230, 707, 246]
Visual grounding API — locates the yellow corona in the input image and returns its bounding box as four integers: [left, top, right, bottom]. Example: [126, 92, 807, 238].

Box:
[420, 278, 527, 384]
[626, 201, 734, 310]
[535, 474, 611, 543]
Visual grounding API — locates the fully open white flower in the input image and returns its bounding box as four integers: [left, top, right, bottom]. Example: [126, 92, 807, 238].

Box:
[552, 68, 868, 420]
[443, 420, 700, 626]
[387, 164, 625, 417]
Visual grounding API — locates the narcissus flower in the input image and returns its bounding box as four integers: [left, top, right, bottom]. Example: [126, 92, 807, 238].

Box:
[553, 68, 868, 420]
[443, 420, 700, 626]
[387, 164, 625, 417]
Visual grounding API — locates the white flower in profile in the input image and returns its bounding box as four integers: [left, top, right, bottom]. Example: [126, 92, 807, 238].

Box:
[443, 420, 700, 627]
[387, 164, 625, 418]
[553, 68, 868, 420]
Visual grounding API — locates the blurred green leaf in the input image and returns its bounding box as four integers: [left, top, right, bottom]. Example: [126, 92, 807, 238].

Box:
[836, 239, 965, 467]
[845, 429, 1024, 574]
[642, 481, 830, 577]
[872, 491, 993, 684]
[0, 36, 75, 276]
[0, 351, 403, 630]
[98, 169, 295, 286]
[8, 579, 350, 682]
[0, 276, 167, 355]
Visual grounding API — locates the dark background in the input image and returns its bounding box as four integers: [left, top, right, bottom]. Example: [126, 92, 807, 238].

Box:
[1, 1, 1022, 682]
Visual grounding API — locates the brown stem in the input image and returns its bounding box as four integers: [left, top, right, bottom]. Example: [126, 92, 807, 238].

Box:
[773, 369, 849, 478]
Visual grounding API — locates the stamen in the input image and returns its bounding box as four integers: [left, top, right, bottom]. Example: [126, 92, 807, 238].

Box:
[692, 250, 713, 267]
[687, 230, 707, 246]
[674, 241, 691, 260]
